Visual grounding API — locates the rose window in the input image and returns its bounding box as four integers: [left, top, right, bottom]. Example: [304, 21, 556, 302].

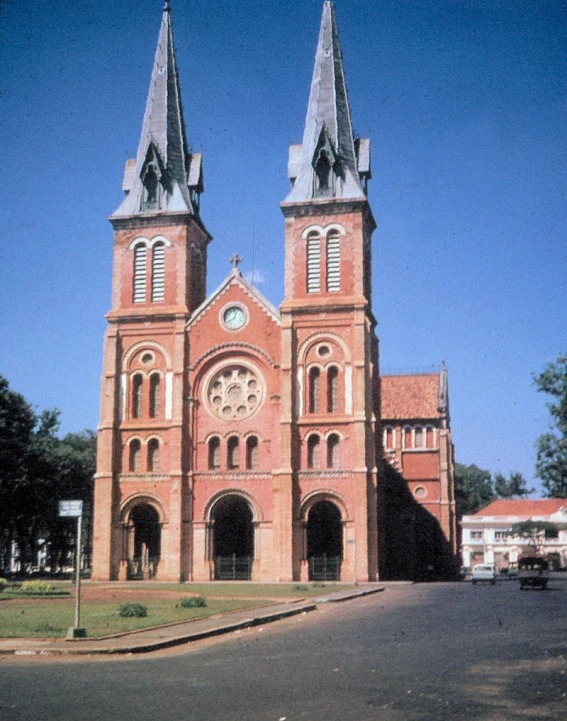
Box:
[206, 365, 264, 420]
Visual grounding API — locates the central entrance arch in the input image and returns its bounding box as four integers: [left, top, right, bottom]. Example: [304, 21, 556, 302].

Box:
[307, 500, 343, 581]
[211, 494, 254, 580]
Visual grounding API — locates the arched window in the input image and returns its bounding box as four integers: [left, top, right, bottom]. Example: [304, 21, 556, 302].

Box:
[227, 436, 240, 470]
[326, 231, 341, 292]
[307, 434, 321, 469]
[149, 373, 161, 418]
[129, 439, 141, 472]
[426, 426, 435, 449]
[151, 243, 166, 302]
[133, 244, 147, 303]
[309, 367, 321, 414]
[414, 426, 424, 448]
[147, 438, 160, 472]
[384, 426, 395, 450]
[132, 374, 143, 419]
[208, 437, 221, 470]
[403, 426, 413, 449]
[327, 366, 339, 413]
[246, 436, 259, 470]
[315, 150, 331, 192]
[306, 232, 321, 293]
[327, 433, 340, 469]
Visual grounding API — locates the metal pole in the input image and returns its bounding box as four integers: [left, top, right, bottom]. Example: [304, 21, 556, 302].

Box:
[74, 513, 82, 629]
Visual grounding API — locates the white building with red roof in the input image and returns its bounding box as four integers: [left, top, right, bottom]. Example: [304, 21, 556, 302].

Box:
[461, 499, 567, 570]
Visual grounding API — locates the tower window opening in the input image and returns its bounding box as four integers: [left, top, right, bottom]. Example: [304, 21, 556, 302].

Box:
[246, 436, 259, 470]
[326, 232, 341, 292]
[227, 436, 240, 470]
[307, 434, 321, 469]
[315, 150, 331, 192]
[208, 437, 221, 470]
[414, 426, 424, 448]
[426, 426, 435, 449]
[147, 438, 160, 472]
[306, 234, 321, 293]
[327, 366, 339, 413]
[384, 426, 395, 450]
[327, 433, 340, 469]
[129, 439, 141, 472]
[403, 426, 413, 449]
[133, 244, 147, 303]
[132, 374, 143, 419]
[149, 373, 161, 418]
[151, 243, 166, 302]
[309, 367, 321, 414]
[142, 164, 159, 209]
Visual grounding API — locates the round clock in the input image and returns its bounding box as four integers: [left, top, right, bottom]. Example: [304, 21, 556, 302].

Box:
[223, 305, 246, 330]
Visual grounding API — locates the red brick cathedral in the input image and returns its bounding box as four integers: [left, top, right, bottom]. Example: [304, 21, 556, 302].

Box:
[93, 2, 457, 583]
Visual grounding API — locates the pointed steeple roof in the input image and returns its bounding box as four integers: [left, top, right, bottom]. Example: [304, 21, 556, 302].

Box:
[113, 3, 203, 218]
[284, 2, 370, 204]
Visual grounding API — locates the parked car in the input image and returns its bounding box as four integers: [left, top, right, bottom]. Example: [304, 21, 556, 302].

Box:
[518, 557, 549, 590]
[471, 563, 496, 585]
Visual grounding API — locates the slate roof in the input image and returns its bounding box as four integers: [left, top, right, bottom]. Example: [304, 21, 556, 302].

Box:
[470, 499, 567, 519]
[381, 373, 442, 420]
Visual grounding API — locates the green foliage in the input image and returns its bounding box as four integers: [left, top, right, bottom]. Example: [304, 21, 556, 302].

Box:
[493, 472, 534, 499]
[293, 584, 309, 591]
[177, 596, 207, 608]
[118, 602, 148, 618]
[509, 520, 559, 553]
[454, 463, 495, 517]
[0, 577, 8, 592]
[18, 580, 67, 595]
[533, 355, 567, 497]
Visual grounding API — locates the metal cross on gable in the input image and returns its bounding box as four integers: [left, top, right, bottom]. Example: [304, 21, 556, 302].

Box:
[229, 253, 242, 269]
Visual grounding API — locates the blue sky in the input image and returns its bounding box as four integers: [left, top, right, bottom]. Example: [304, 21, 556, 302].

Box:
[1, 0, 565, 494]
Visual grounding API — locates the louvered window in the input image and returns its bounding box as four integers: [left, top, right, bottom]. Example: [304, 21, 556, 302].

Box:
[147, 438, 160, 472]
[151, 243, 165, 302]
[326, 232, 341, 292]
[327, 366, 339, 413]
[133, 244, 147, 303]
[149, 374, 161, 418]
[132, 374, 143, 419]
[307, 234, 321, 293]
[327, 434, 340, 469]
[307, 435, 321, 469]
[309, 367, 321, 414]
[129, 439, 141, 472]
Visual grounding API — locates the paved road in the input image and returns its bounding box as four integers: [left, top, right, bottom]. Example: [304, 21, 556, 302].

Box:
[1, 580, 565, 720]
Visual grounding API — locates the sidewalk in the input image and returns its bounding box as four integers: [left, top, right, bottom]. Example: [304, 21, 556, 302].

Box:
[0, 584, 384, 657]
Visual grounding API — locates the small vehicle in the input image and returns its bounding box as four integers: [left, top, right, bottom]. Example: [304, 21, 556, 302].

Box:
[518, 557, 549, 590]
[471, 563, 496, 585]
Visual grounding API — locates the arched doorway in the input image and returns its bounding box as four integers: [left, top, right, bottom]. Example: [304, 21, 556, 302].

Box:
[307, 500, 343, 581]
[128, 503, 161, 579]
[212, 495, 254, 580]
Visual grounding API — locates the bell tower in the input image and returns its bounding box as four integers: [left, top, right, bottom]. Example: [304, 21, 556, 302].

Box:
[93, 3, 211, 581]
[277, 1, 379, 582]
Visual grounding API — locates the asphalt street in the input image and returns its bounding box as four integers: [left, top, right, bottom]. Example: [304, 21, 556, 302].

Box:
[1, 579, 565, 720]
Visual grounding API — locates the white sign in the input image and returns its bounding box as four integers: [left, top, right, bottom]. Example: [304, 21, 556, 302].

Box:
[59, 500, 83, 517]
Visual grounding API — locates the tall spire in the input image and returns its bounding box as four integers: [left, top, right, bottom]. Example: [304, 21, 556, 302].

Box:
[113, 3, 203, 217]
[284, 1, 370, 204]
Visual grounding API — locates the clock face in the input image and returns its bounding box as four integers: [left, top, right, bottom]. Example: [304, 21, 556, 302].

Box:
[223, 306, 246, 330]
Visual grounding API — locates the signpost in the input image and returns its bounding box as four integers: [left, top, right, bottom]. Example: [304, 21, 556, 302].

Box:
[59, 500, 86, 639]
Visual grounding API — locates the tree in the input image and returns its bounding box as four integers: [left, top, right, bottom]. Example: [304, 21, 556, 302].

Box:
[534, 355, 567, 497]
[508, 520, 559, 555]
[454, 463, 495, 518]
[493, 471, 534, 499]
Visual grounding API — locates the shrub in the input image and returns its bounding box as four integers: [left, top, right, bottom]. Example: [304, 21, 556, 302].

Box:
[178, 596, 207, 608]
[118, 602, 148, 618]
[293, 584, 309, 592]
[0, 578, 8, 592]
[20, 580, 54, 594]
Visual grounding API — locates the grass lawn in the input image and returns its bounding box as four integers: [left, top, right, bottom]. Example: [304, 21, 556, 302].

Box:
[110, 582, 350, 598]
[0, 597, 270, 639]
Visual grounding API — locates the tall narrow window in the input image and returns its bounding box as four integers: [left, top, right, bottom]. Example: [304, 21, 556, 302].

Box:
[414, 426, 424, 448]
[309, 367, 321, 414]
[327, 434, 340, 469]
[403, 426, 413, 449]
[327, 366, 339, 413]
[246, 436, 259, 470]
[326, 231, 341, 292]
[151, 243, 165, 302]
[129, 439, 141, 472]
[208, 437, 221, 470]
[384, 427, 395, 450]
[147, 438, 160, 472]
[306, 233, 321, 293]
[307, 435, 321, 469]
[133, 244, 147, 303]
[132, 374, 143, 419]
[426, 426, 435, 449]
[227, 436, 240, 470]
[149, 373, 161, 418]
